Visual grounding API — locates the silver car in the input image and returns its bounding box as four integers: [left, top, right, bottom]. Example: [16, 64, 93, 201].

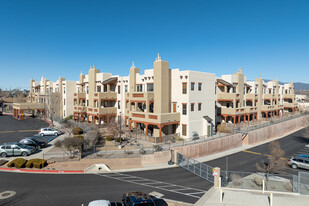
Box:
[0, 143, 35, 158]
[39, 128, 61, 136]
[287, 156, 309, 170]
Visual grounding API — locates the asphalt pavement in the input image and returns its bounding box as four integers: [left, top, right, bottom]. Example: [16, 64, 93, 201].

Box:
[0, 115, 49, 144]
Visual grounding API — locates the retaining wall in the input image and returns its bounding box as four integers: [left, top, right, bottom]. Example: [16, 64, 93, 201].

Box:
[244, 114, 309, 145]
[141, 151, 171, 166]
[171, 133, 243, 159]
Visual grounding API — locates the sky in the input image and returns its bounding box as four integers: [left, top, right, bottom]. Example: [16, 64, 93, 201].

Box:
[0, 0, 308, 90]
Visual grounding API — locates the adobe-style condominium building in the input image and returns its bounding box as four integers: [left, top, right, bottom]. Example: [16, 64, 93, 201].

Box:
[72, 65, 128, 127]
[26, 54, 298, 140]
[216, 68, 298, 125]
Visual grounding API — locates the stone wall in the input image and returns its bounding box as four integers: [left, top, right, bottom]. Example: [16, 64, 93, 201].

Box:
[245, 114, 309, 145]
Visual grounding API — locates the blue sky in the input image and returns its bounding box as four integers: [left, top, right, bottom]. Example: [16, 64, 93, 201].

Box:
[0, 0, 308, 89]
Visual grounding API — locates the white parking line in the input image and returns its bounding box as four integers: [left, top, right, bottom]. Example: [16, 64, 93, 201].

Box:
[96, 172, 206, 199]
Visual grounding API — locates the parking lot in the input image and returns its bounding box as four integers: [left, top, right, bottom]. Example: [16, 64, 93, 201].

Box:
[0, 115, 58, 159]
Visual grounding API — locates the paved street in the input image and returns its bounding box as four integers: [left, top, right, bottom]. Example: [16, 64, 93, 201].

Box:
[0, 115, 49, 144]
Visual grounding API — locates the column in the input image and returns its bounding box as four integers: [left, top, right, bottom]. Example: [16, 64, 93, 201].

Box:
[93, 115, 96, 124]
[233, 116, 236, 125]
[159, 125, 162, 142]
[134, 121, 137, 129]
[224, 115, 227, 124]
[145, 123, 149, 136]
[129, 120, 132, 131]
[266, 112, 268, 121]
[98, 116, 101, 128]
[87, 114, 90, 123]
[243, 114, 246, 123]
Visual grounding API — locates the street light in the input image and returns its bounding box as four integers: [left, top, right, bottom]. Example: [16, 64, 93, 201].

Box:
[119, 111, 122, 146]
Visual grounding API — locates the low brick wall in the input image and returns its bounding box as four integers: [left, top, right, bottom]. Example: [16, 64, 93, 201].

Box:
[171, 133, 243, 159]
[141, 151, 171, 166]
[245, 114, 309, 145]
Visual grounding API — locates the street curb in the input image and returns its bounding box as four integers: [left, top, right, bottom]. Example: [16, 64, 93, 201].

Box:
[0, 167, 84, 174]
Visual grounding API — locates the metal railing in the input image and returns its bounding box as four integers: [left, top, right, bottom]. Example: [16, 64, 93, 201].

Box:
[176, 152, 214, 183]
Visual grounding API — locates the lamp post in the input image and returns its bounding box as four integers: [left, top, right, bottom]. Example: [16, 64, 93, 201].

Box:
[119, 111, 122, 146]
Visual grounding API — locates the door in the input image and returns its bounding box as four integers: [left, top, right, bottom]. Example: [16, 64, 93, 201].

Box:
[12, 145, 21, 156]
[5, 146, 13, 156]
[207, 125, 211, 137]
[173, 103, 177, 113]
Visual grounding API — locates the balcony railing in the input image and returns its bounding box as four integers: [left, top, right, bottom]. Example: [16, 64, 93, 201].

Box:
[129, 111, 180, 124]
[94, 92, 117, 100]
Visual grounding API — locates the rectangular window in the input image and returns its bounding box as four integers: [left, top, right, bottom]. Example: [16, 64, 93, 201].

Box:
[63, 87, 66, 94]
[64, 98, 65, 105]
[147, 83, 154, 92]
[191, 103, 194, 111]
[97, 86, 101, 92]
[191, 82, 195, 91]
[198, 103, 202, 111]
[86, 86, 89, 94]
[173, 102, 177, 113]
[182, 124, 187, 136]
[198, 83, 202, 91]
[137, 85, 143, 92]
[87, 100, 89, 106]
[182, 83, 187, 94]
[125, 85, 128, 92]
[118, 101, 120, 109]
[118, 85, 121, 94]
[182, 103, 187, 115]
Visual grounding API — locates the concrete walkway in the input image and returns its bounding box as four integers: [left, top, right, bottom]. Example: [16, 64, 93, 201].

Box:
[195, 187, 309, 206]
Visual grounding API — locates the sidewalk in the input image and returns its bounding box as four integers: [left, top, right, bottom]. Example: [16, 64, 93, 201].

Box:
[194, 187, 309, 206]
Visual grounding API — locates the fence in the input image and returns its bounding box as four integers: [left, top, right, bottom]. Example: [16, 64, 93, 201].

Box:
[220, 170, 298, 193]
[176, 152, 214, 183]
[298, 172, 309, 195]
[43, 152, 81, 162]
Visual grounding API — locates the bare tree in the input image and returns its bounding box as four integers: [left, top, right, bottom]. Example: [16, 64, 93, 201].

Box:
[105, 117, 129, 139]
[61, 121, 76, 138]
[84, 128, 103, 149]
[256, 141, 286, 178]
[45, 93, 61, 126]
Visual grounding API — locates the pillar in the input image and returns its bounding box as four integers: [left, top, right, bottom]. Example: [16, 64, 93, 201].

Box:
[159, 125, 162, 142]
[129, 120, 132, 131]
[134, 121, 137, 129]
[93, 115, 96, 124]
[145, 123, 149, 136]
[98, 116, 101, 128]
[266, 112, 268, 121]
[233, 116, 236, 125]
[224, 115, 227, 124]
[87, 114, 90, 123]
[243, 114, 246, 123]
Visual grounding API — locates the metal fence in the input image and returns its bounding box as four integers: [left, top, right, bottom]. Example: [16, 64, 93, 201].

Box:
[42, 152, 81, 162]
[220, 170, 298, 193]
[298, 172, 309, 195]
[176, 152, 214, 183]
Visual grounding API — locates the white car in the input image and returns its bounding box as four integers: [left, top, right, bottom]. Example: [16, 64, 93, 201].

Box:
[39, 128, 61, 136]
[88, 200, 111, 206]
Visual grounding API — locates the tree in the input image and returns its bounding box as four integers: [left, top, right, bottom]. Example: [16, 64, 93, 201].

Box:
[105, 117, 129, 139]
[45, 93, 61, 126]
[84, 128, 103, 149]
[256, 141, 286, 178]
[54, 137, 83, 157]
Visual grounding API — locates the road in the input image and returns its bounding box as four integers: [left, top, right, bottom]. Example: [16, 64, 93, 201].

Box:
[1, 115, 309, 205]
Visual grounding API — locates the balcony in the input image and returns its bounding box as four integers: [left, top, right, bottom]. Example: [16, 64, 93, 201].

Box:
[245, 106, 257, 113]
[74, 92, 86, 100]
[220, 107, 246, 115]
[263, 93, 273, 100]
[94, 92, 117, 101]
[283, 94, 294, 100]
[127, 92, 154, 103]
[129, 111, 180, 124]
[283, 102, 298, 108]
[74, 106, 87, 113]
[217, 93, 240, 102]
[245, 93, 258, 101]
[87, 107, 117, 115]
[261, 105, 275, 111]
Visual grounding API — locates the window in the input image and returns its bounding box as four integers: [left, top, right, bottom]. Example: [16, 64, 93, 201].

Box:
[191, 82, 195, 91]
[86, 86, 89, 94]
[118, 101, 120, 109]
[97, 86, 101, 92]
[173, 102, 177, 113]
[64, 98, 65, 105]
[125, 85, 128, 92]
[87, 100, 89, 106]
[198, 103, 202, 111]
[182, 124, 187, 136]
[191, 103, 194, 111]
[137, 85, 143, 92]
[182, 83, 187, 94]
[118, 85, 121, 94]
[63, 87, 66, 94]
[147, 83, 154, 92]
[182, 104, 187, 115]
[64, 110, 65, 117]
[198, 83, 202, 91]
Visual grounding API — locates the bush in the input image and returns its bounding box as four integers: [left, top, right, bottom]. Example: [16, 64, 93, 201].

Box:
[26, 159, 48, 169]
[72, 127, 83, 135]
[105, 135, 114, 141]
[7, 158, 27, 168]
[115, 137, 124, 142]
[64, 115, 73, 121]
[54, 140, 63, 148]
[75, 135, 84, 140]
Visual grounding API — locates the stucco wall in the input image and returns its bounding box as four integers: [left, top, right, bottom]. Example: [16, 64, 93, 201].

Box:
[245, 114, 309, 145]
[141, 150, 171, 166]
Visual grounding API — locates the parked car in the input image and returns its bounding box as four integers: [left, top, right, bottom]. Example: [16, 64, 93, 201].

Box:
[19, 138, 47, 150]
[122, 192, 155, 206]
[39, 128, 61, 136]
[88, 200, 123, 206]
[288, 156, 309, 170]
[0, 111, 2, 116]
[0, 143, 35, 158]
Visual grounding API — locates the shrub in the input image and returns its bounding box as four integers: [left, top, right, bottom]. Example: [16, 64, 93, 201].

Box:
[72, 127, 83, 135]
[217, 124, 232, 133]
[115, 137, 124, 142]
[7, 158, 27, 168]
[231, 174, 242, 186]
[253, 176, 264, 187]
[64, 115, 73, 121]
[26, 159, 48, 169]
[54, 140, 63, 148]
[75, 135, 84, 140]
[105, 135, 114, 141]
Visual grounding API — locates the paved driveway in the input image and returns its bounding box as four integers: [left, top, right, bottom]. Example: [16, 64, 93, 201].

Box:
[0, 115, 49, 144]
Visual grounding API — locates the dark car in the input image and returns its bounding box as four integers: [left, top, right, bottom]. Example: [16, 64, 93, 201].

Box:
[19, 138, 47, 150]
[122, 192, 155, 206]
[0, 111, 2, 116]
